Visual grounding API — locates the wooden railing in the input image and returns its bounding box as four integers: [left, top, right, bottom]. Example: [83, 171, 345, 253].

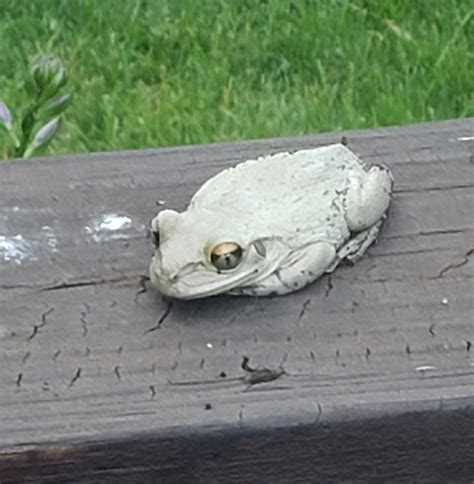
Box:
[1, 118, 473, 482]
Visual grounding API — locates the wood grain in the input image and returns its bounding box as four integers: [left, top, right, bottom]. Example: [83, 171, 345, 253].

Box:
[0, 118, 473, 482]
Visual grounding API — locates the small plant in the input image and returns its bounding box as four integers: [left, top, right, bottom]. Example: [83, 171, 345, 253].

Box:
[0, 53, 71, 159]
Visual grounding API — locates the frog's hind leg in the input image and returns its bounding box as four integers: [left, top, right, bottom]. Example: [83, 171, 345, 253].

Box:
[344, 165, 393, 233]
[337, 164, 392, 266]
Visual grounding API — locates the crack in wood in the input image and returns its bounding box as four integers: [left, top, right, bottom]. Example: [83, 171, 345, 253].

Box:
[167, 376, 242, 387]
[370, 247, 467, 258]
[68, 368, 82, 388]
[360, 272, 474, 283]
[134, 275, 150, 304]
[80, 303, 90, 337]
[41, 307, 55, 324]
[395, 184, 473, 194]
[0, 283, 38, 291]
[144, 302, 174, 334]
[418, 228, 469, 237]
[40, 274, 144, 292]
[436, 248, 474, 278]
[324, 276, 334, 298]
[26, 307, 54, 341]
[298, 299, 311, 320]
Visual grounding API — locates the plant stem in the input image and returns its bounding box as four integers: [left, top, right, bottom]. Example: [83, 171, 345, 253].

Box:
[15, 100, 40, 157]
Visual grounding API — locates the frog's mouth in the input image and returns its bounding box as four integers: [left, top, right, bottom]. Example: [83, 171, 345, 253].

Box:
[150, 267, 255, 299]
[150, 254, 287, 300]
[150, 261, 267, 300]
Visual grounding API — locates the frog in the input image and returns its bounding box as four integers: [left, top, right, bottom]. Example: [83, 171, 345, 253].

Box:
[149, 143, 393, 299]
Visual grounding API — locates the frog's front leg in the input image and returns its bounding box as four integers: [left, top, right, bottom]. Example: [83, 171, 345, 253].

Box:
[344, 165, 393, 232]
[229, 242, 336, 296]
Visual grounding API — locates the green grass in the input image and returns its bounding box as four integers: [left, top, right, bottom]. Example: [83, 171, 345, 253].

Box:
[1, 0, 473, 156]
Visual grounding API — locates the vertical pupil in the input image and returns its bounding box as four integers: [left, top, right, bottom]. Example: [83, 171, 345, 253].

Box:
[211, 244, 242, 270]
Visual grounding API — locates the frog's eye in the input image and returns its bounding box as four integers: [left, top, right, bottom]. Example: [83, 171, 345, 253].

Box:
[210, 242, 243, 271]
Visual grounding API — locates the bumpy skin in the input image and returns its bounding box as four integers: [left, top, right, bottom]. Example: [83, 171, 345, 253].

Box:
[150, 144, 393, 299]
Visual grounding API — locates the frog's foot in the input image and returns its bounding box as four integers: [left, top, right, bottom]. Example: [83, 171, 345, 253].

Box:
[344, 165, 393, 233]
[334, 219, 383, 267]
[228, 242, 336, 296]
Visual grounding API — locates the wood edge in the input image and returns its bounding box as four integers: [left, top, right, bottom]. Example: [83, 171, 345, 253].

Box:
[1, 117, 472, 166]
[0, 404, 473, 482]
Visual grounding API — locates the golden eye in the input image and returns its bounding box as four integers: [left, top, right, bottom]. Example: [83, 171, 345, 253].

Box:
[210, 242, 243, 271]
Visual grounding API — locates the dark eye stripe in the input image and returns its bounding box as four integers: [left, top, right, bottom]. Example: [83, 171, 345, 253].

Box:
[152, 230, 160, 247]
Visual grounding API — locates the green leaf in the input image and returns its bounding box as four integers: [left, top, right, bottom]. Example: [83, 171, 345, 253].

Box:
[21, 111, 35, 136]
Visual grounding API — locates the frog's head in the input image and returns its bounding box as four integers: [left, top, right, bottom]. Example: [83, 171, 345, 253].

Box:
[149, 209, 284, 299]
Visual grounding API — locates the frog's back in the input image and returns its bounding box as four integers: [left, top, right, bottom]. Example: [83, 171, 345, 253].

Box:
[190, 144, 365, 217]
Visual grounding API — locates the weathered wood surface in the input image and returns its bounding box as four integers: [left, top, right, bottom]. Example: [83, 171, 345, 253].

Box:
[0, 118, 473, 482]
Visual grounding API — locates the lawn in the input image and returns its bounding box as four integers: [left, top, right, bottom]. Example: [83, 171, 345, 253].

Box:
[1, 0, 473, 156]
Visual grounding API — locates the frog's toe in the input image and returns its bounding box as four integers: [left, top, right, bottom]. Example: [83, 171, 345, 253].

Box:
[336, 220, 384, 265]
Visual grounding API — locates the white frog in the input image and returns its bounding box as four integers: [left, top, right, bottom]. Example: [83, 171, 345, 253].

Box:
[150, 143, 393, 299]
